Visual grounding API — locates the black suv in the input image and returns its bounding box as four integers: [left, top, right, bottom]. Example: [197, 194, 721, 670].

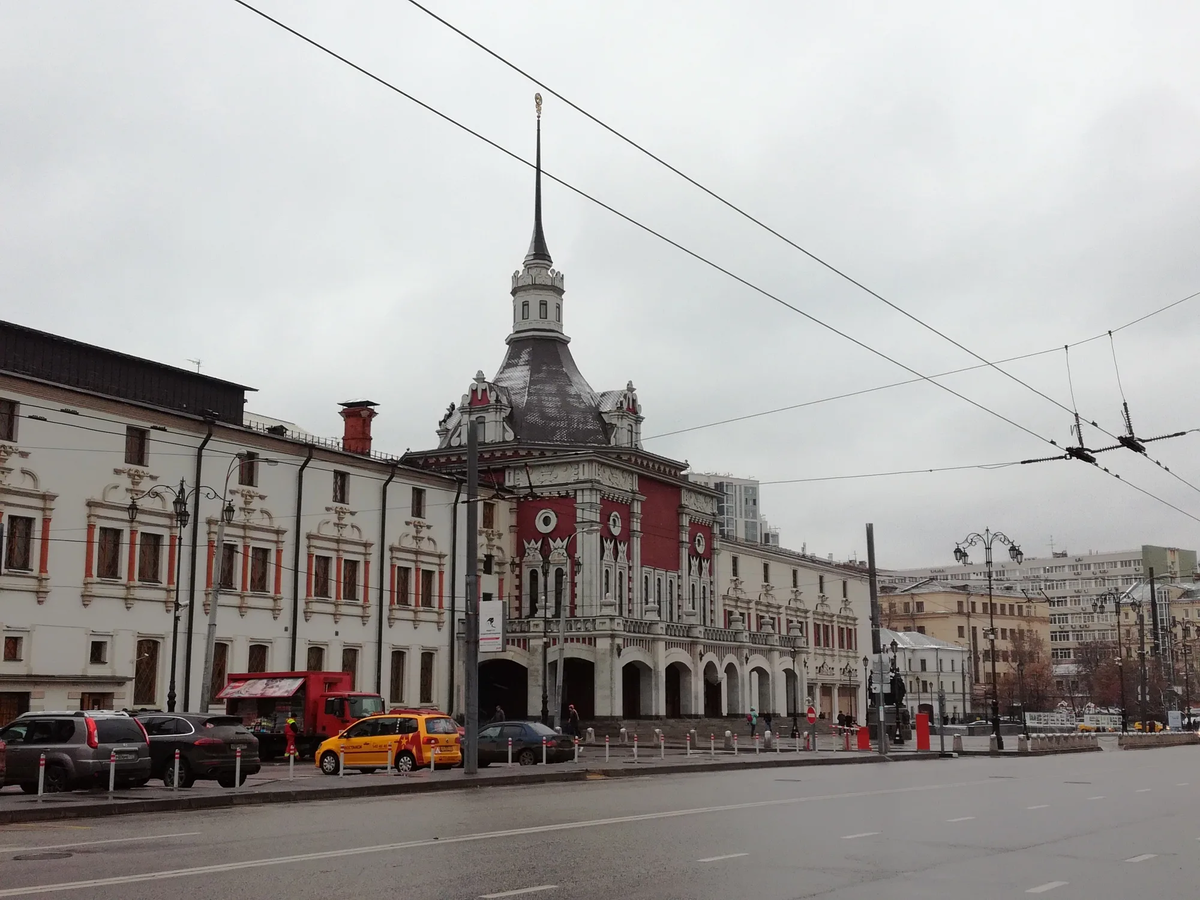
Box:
[0, 711, 151, 793]
[136, 713, 260, 787]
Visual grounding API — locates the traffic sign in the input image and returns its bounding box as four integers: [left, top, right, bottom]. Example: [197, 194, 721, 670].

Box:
[806, 706, 817, 725]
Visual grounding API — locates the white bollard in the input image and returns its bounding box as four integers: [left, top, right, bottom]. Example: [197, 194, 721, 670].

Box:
[234, 747, 242, 789]
[173, 749, 181, 791]
[339, 743, 346, 776]
[432, 747, 439, 773]
[754, 734, 760, 755]
[710, 734, 715, 758]
[289, 748, 296, 780]
[542, 737, 547, 765]
[620, 727, 627, 744]
[508, 737, 513, 766]
[660, 734, 665, 759]
[386, 744, 393, 776]
[634, 734, 639, 762]
[605, 735, 610, 762]
[37, 752, 45, 800]
[574, 737, 580, 763]
[108, 750, 116, 796]
[686, 734, 691, 757]
[586, 726, 595, 743]
[733, 733, 739, 755]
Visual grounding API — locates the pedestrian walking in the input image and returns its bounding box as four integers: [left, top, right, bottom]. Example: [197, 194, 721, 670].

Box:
[490, 705, 505, 724]
[747, 707, 758, 737]
[763, 712, 773, 735]
[567, 704, 580, 736]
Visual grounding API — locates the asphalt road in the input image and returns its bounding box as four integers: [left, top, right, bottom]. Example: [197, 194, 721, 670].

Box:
[0, 747, 1194, 899]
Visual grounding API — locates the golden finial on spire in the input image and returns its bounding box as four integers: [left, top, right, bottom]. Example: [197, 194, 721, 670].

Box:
[535, 92, 543, 120]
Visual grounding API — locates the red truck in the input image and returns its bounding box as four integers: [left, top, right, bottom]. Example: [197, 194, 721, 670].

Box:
[219, 671, 385, 760]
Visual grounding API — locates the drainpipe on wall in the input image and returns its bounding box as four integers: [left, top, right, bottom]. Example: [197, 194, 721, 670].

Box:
[376, 462, 398, 696]
[289, 447, 314, 670]
[447, 478, 464, 717]
[182, 421, 213, 712]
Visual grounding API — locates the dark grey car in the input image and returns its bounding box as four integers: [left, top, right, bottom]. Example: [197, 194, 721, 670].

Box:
[0, 711, 151, 793]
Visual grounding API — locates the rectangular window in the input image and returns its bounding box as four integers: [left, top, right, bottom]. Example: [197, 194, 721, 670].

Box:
[819, 574, 825, 594]
[791, 569, 798, 589]
[134, 639, 159, 705]
[3, 635, 23, 661]
[521, 300, 529, 320]
[957, 601, 964, 613]
[343, 559, 360, 602]
[219, 543, 236, 590]
[419, 651, 434, 704]
[89, 639, 109, 664]
[306, 645, 325, 671]
[971, 602, 977, 614]
[97, 527, 122, 579]
[957, 625, 965, 638]
[4, 515, 33, 571]
[333, 471, 348, 504]
[124, 426, 148, 466]
[916, 626, 926, 634]
[138, 532, 162, 583]
[0, 398, 16, 441]
[420, 569, 435, 608]
[396, 566, 411, 606]
[482, 501, 495, 530]
[762, 562, 770, 584]
[1000, 628, 1008, 640]
[731, 556, 739, 578]
[842, 580, 848, 599]
[250, 547, 270, 593]
[483, 554, 494, 575]
[209, 642, 228, 705]
[341, 647, 359, 690]
[903, 602, 910, 614]
[389, 650, 406, 703]
[238, 452, 258, 487]
[247, 643, 269, 673]
[313, 555, 332, 598]
[915, 601, 925, 613]
[411, 487, 426, 519]
[920, 658, 927, 672]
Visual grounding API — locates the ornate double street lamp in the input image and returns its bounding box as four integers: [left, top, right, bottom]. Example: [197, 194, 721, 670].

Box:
[1092, 588, 1129, 733]
[887, 638, 905, 745]
[128, 479, 224, 712]
[1172, 618, 1193, 729]
[954, 529, 1023, 751]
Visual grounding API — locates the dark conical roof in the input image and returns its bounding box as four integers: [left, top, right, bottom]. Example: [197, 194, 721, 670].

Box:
[492, 337, 609, 445]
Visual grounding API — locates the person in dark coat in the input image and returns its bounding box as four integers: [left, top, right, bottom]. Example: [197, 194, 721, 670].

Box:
[566, 704, 580, 736]
[490, 705, 505, 724]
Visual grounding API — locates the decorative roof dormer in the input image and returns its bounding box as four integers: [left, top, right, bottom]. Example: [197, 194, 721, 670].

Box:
[437, 370, 516, 448]
[599, 381, 644, 448]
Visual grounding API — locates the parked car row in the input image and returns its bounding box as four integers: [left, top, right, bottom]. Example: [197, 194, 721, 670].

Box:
[0, 709, 260, 793]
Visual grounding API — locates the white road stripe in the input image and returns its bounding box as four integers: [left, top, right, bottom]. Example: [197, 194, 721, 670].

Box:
[0, 833, 201, 853]
[946, 816, 975, 822]
[697, 853, 748, 863]
[479, 887, 557, 898]
[1177, 782, 1189, 786]
[1026, 882, 1068, 894]
[1135, 788, 1152, 793]
[0, 780, 993, 898]
[1026, 804, 1050, 809]
[1125, 854, 1157, 863]
[840, 832, 880, 839]
[1087, 796, 1105, 800]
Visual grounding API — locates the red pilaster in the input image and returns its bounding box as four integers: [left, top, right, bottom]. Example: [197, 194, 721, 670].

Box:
[84, 522, 96, 579]
[335, 556, 343, 602]
[38, 516, 51, 576]
[167, 533, 178, 587]
[305, 552, 314, 599]
[240, 541, 250, 593]
[274, 548, 283, 595]
[127, 528, 138, 583]
[438, 569, 445, 610]
[206, 539, 215, 589]
[389, 565, 396, 606]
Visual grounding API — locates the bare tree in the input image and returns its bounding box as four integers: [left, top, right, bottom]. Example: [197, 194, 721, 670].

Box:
[1008, 630, 1055, 712]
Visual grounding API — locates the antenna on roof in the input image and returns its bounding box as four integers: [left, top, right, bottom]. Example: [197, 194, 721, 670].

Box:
[186, 358, 202, 373]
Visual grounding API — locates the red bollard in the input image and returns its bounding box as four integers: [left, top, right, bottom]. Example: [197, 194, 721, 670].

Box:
[915, 713, 931, 751]
[857, 725, 871, 750]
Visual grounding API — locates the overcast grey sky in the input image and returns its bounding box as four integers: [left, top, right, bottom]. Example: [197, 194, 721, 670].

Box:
[3, 2, 1198, 567]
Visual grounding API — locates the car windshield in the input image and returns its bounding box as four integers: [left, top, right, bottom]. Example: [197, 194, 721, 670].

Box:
[347, 696, 385, 719]
[528, 722, 558, 737]
[423, 717, 458, 734]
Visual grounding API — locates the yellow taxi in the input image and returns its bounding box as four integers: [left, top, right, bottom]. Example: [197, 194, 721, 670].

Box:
[315, 711, 462, 775]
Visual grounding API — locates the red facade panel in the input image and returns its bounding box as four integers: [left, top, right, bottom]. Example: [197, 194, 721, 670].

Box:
[639, 477, 680, 571]
[516, 496, 578, 546]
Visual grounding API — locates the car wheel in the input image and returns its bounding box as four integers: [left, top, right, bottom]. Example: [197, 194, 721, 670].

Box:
[518, 749, 536, 766]
[43, 765, 71, 793]
[217, 770, 248, 788]
[163, 757, 195, 788]
[393, 751, 415, 774]
[319, 751, 341, 776]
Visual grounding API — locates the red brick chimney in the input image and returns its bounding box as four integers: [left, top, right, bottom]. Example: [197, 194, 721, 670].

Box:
[339, 400, 379, 455]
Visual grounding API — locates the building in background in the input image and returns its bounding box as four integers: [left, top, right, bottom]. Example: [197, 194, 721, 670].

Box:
[689, 473, 779, 546]
[872, 627, 972, 724]
[0, 320, 459, 723]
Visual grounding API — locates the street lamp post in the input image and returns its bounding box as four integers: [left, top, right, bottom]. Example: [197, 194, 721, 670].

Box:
[954, 529, 1023, 752]
[1016, 658, 1028, 739]
[888, 638, 904, 745]
[1093, 588, 1128, 732]
[1172, 619, 1193, 729]
[540, 552, 550, 725]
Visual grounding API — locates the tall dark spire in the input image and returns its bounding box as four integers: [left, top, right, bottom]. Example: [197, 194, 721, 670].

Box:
[524, 93, 553, 267]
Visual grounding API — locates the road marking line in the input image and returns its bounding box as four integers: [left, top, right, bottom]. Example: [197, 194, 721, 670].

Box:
[0, 780, 992, 898]
[1087, 796, 1105, 800]
[840, 832, 880, 839]
[1125, 854, 1157, 863]
[1026, 882, 1068, 894]
[0, 833, 201, 853]
[480, 887, 557, 898]
[697, 852, 748, 862]
[947, 816, 975, 822]
[1135, 789, 1152, 793]
[1026, 804, 1050, 809]
[1177, 782, 1189, 786]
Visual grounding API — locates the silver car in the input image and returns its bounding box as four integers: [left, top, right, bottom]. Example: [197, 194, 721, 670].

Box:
[0, 711, 151, 793]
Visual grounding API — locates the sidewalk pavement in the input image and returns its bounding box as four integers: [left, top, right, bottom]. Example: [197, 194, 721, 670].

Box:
[0, 739, 935, 825]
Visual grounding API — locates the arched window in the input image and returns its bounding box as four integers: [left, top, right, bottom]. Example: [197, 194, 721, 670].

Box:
[618, 579, 625, 617]
[555, 303, 561, 322]
[603, 569, 611, 599]
[656, 579, 662, 606]
[522, 301, 529, 320]
[642, 575, 649, 617]
[668, 582, 675, 622]
[691, 583, 697, 609]
[528, 568, 539, 617]
[539, 299, 548, 319]
[553, 567, 565, 617]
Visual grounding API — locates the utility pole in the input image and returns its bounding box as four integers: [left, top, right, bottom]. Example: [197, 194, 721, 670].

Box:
[198, 514, 228, 712]
[1149, 567, 1161, 671]
[866, 524, 885, 755]
[463, 420, 480, 775]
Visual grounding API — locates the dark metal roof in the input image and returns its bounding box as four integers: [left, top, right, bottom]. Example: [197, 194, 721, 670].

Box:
[524, 116, 552, 267]
[492, 337, 609, 445]
[0, 319, 252, 424]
